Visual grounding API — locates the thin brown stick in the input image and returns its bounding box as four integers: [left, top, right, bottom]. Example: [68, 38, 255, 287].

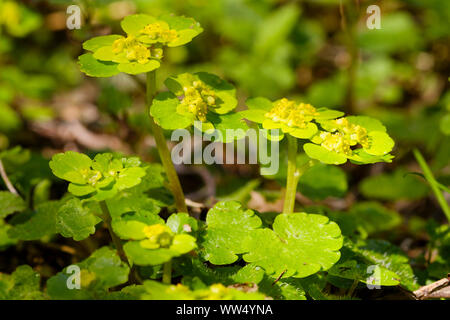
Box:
[0, 159, 18, 195]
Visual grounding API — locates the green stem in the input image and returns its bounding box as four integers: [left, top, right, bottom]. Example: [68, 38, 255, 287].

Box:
[162, 260, 172, 284]
[283, 135, 300, 214]
[99, 200, 129, 265]
[146, 71, 188, 213]
[413, 149, 450, 223]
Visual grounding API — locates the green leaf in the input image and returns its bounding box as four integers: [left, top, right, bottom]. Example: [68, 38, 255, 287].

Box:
[245, 97, 273, 111]
[117, 60, 160, 75]
[49, 151, 92, 184]
[159, 14, 203, 47]
[315, 108, 345, 120]
[347, 116, 386, 132]
[83, 35, 122, 52]
[8, 201, 60, 240]
[78, 53, 120, 78]
[243, 213, 343, 278]
[347, 239, 419, 291]
[204, 112, 249, 143]
[328, 259, 400, 286]
[150, 91, 193, 130]
[200, 201, 262, 265]
[166, 213, 198, 235]
[47, 247, 130, 299]
[0, 191, 26, 218]
[288, 123, 318, 139]
[112, 211, 163, 240]
[0, 265, 44, 300]
[115, 167, 147, 190]
[359, 169, 429, 200]
[298, 164, 347, 200]
[303, 143, 347, 165]
[365, 131, 395, 156]
[0, 219, 17, 248]
[124, 233, 196, 266]
[123, 280, 265, 300]
[56, 198, 100, 241]
[121, 14, 157, 35]
[239, 109, 267, 123]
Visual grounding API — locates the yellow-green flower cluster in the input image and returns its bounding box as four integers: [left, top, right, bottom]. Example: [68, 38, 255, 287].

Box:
[111, 36, 162, 64]
[265, 98, 319, 129]
[140, 21, 178, 44]
[180, 80, 216, 122]
[318, 117, 369, 155]
[141, 224, 174, 249]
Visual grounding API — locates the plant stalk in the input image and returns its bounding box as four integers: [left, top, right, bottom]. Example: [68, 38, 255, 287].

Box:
[146, 71, 188, 213]
[283, 135, 300, 213]
[413, 149, 450, 223]
[99, 200, 129, 265]
[162, 259, 172, 284]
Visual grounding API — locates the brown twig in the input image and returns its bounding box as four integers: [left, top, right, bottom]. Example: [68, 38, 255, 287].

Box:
[0, 159, 18, 195]
[413, 275, 450, 300]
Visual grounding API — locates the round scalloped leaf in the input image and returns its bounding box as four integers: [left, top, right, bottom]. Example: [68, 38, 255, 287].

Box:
[56, 198, 100, 241]
[150, 91, 193, 130]
[365, 131, 394, 156]
[0, 265, 45, 300]
[303, 143, 347, 165]
[117, 60, 160, 75]
[200, 201, 262, 265]
[243, 213, 343, 278]
[49, 151, 92, 184]
[78, 53, 120, 78]
[121, 14, 157, 35]
[82, 35, 122, 52]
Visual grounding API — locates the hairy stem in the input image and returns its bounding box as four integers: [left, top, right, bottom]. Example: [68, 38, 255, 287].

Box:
[162, 260, 172, 284]
[283, 135, 300, 214]
[0, 159, 18, 195]
[413, 149, 450, 223]
[146, 71, 188, 213]
[99, 200, 129, 265]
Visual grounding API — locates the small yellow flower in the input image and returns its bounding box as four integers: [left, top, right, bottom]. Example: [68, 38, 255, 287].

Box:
[265, 98, 319, 129]
[87, 170, 102, 185]
[320, 131, 352, 155]
[112, 36, 137, 54]
[326, 117, 370, 149]
[140, 22, 178, 43]
[180, 80, 216, 122]
[141, 224, 173, 249]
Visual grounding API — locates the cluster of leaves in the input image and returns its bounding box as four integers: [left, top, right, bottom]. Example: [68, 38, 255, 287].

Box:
[241, 97, 394, 165]
[79, 14, 202, 76]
